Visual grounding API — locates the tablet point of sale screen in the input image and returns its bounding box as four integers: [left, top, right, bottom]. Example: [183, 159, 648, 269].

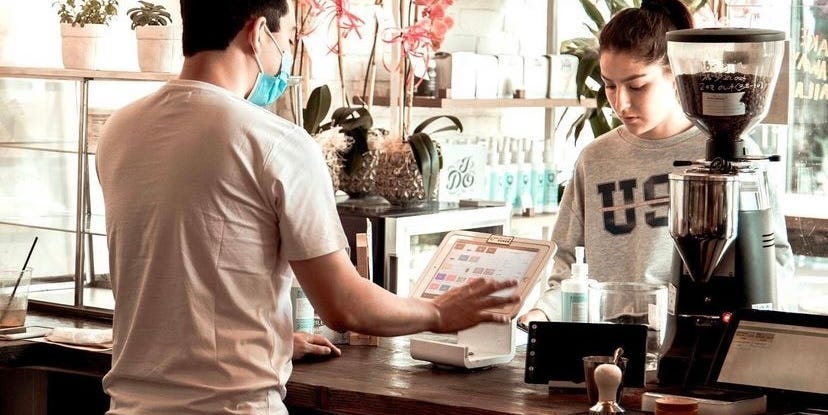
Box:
[422, 240, 538, 299]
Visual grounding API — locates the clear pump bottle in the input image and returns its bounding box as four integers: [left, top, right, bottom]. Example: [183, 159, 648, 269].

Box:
[561, 246, 589, 322]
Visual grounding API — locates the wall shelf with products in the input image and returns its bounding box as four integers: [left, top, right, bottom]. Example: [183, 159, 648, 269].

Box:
[0, 66, 175, 318]
[352, 95, 597, 109]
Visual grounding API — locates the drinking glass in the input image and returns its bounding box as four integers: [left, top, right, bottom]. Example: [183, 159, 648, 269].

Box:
[589, 281, 668, 372]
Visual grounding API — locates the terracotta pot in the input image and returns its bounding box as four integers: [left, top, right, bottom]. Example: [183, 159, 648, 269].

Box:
[60, 23, 107, 70]
[135, 25, 182, 73]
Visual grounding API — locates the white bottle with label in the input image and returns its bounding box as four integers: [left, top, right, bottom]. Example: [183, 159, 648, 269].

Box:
[561, 246, 589, 322]
[501, 142, 517, 209]
[542, 140, 558, 213]
[530, 140, 545, 214]
[513, 146, 530, 215]
[291, 276, 315, 333]
[486, 140, 504, 201]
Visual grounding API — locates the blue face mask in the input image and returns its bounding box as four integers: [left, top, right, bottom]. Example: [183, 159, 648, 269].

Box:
[247, 27, 293, 107]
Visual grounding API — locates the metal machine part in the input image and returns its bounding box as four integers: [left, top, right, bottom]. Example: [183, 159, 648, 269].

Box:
[659, 28, 786, 386]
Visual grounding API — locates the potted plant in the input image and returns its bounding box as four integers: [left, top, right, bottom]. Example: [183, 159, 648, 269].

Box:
[54, 0, 119, 69]
[127, 1, 181, 73]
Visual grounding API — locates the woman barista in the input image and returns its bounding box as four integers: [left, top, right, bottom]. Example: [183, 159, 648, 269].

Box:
[520, 0, 793, 324]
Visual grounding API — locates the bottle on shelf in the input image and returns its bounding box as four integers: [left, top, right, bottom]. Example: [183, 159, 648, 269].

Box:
[486, 137, 505, 202]
[512, 140, 530, 215]
[501, 139, 517, 209]
[530, 140, 545, 214]
[542, 139, 558, 213]
[561, 246, 589, 322]
[414, 53, 438, 98]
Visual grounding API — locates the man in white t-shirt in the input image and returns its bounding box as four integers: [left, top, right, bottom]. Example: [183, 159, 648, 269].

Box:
[96, 1, 519, 414]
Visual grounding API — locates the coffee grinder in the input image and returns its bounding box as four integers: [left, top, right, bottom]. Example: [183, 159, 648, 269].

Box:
[658, 28, 787, 386]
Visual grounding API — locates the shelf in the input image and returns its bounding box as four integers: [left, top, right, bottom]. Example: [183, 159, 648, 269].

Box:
[0, 213, 105, 235]
[0, 213, 77, 234]
[0, 140, 80, 154]
[0, 66, 177, 82]
[353, 96, 597, 109]
[86, 214, 106, 236]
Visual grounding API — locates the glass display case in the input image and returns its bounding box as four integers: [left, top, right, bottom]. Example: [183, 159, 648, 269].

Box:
[0, 67, 172, 317]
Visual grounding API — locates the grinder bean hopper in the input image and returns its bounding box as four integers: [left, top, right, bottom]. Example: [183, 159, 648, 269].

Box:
[659, 28, 786, 385]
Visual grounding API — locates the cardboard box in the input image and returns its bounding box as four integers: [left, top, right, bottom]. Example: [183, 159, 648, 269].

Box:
[349, 227, 379, 346]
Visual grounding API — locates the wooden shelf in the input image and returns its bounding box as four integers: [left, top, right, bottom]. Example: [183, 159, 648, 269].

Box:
[353, 95, 596, 109]
[0, 66, 177, 82]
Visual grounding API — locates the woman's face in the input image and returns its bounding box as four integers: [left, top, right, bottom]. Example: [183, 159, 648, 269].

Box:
[600, 50, 687, 140]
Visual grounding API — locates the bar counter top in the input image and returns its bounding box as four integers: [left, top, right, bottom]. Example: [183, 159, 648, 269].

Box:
[0, 312, 644, 415]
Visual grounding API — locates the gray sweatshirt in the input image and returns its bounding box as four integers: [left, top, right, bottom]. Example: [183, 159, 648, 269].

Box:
[533, 125, 793, 320]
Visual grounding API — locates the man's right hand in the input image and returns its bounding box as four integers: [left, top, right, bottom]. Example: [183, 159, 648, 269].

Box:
[428, 277, 519, 333]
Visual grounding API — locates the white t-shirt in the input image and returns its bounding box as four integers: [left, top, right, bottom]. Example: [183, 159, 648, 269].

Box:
[96, 79, 348, 415]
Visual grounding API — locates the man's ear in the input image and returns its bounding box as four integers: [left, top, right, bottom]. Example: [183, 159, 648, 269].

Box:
[245, 16, 269, 54]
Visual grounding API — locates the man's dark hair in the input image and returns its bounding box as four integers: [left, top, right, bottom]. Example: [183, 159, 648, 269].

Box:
[180, 0, 290, 57]
[599, 0, 694, 67]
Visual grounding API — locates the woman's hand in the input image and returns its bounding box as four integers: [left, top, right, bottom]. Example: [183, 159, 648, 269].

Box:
[518, 309, 549, 327]
[292, 332, 342, 361]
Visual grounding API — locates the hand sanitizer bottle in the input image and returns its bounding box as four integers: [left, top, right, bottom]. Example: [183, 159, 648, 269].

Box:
[561, 246, 589, 322]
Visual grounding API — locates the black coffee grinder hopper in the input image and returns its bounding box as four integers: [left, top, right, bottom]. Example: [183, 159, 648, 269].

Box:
[658, 28, 787, 387]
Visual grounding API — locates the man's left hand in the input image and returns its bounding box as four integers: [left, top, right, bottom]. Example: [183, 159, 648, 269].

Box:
[292, 332, 342, 360]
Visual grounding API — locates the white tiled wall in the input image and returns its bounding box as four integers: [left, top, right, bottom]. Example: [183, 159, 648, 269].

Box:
[307, 0, 554, 141]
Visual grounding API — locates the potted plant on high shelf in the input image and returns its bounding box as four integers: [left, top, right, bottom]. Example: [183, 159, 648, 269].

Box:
[54, 0, 119, 70]
[127, 0, 181, 73]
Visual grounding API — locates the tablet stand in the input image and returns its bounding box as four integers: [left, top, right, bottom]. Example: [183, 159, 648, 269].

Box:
[410, 320, 516, 369]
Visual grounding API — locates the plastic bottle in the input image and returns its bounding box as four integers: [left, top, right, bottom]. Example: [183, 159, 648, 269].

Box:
[512, 142, 530, 215]
[561, 246, 589, 322]
[291, 277, 315, 333]
[542, 140, 558, 213]
[530, 140, 545, 214]
[501, 140, 517, 209]
[487, 138, 504, 201]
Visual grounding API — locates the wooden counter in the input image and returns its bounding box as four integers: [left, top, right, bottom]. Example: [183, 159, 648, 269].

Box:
[1, 313, 642, 415]
[286, 335, 620, 415]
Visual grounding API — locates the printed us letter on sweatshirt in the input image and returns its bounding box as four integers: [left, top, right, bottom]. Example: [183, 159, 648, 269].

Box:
[596, 174, 670, 235]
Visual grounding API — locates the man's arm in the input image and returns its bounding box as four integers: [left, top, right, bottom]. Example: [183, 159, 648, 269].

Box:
[290, 249, 519, 337]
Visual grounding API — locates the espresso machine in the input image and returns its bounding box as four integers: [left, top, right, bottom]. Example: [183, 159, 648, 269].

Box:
[658, 28, 787, 386]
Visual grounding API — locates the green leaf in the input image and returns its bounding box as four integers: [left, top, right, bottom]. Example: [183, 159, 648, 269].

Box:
[608, 0, 633, 15]
[579, 0, 606, 29]
[329, 106, 374, 175]
[574, 52, 599, 99]
[302, 85, 331, 135]
[332, 107, 373, 132]
[408, 133, 440, 200]
[413, 115, 463, 135]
